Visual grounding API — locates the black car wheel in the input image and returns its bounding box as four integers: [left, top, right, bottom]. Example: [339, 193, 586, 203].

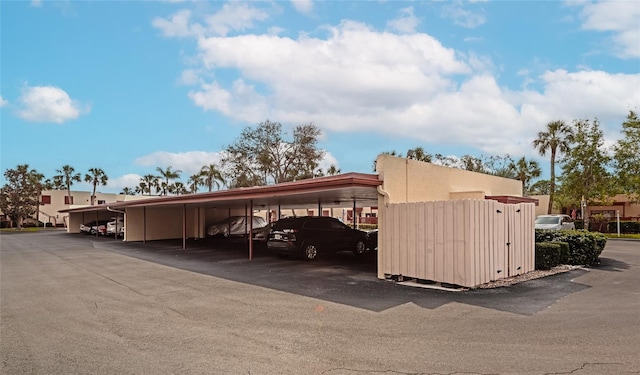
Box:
[353, 240, 367, 256]
[303, 244, 318, 260]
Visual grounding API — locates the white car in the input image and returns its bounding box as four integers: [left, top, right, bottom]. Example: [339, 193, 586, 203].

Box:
[106, 218, 124, 237]
[535, 214, 575, 230]
[207, 216, 267, 237]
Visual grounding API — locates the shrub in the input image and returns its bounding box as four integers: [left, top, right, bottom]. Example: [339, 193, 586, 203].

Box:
[534, 229, 606, 266]
[607, 221, 640, 234]
[535, 242, 562, 270]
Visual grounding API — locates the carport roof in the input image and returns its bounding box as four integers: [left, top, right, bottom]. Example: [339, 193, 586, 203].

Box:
[59, 172, 382, 213]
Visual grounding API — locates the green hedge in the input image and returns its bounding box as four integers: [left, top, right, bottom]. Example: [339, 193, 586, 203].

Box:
[535, 229, 606, 266]
[536, 242, 561, 270]
[606, 221, 640, 234]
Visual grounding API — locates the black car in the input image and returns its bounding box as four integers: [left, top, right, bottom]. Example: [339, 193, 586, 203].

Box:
[267, 216, 368, 260]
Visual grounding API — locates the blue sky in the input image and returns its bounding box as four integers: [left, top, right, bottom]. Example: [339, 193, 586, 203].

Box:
[1, 0, 639, 194]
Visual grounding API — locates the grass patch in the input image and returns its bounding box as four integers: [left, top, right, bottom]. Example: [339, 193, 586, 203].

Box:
[603, 233, 640, 240]
[0, 227, 61, 233]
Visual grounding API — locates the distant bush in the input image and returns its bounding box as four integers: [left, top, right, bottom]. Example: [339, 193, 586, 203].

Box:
[535, 229, 606, 266]
[606, 221, 640, 234]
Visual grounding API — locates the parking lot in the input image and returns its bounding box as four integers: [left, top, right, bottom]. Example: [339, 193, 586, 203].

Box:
[2, 230, 639, 374]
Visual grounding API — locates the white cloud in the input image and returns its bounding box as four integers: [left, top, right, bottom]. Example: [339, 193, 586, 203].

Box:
[577, 0, 640, 58]
[17, 85, 89, 124]
[441, 1, 486, 29]
[387, 6, 420, 34]
[135, 151, 224, 176]
[152, 9, 195, 38]
[153, 3, 269, 38]
[161, 8, 640, 159]
[0, 96, 8, 108]
[318, 152, 338, 172]
[291, 0, 314, 14]
[30, 0, 42, 7]
[108, 173, 144, 192]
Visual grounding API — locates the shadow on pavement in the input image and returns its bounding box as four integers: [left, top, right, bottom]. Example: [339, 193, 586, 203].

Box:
[84, 234, 590, 315]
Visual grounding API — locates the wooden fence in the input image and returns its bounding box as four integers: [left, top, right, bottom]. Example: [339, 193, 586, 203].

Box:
[379, 200, 535, 288]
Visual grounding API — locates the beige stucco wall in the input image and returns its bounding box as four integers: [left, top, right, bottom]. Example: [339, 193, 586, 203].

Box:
[375, 154, 523, 204]
[38, 190, 134, 227]
[124, 206, 201, 242]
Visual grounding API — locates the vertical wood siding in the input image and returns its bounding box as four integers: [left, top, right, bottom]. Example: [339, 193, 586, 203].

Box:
[380, 200, 535, 288]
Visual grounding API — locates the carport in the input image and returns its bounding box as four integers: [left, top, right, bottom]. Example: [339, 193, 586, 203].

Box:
[61, 173, 382, 260]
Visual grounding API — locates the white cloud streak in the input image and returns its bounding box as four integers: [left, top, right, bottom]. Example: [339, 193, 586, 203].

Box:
[577, 0, 640, 59]
[387, 6, 420, 34]
[291, 0, 314, 14]
[135, 151, 224, 176]
[16, 85, 89, 124]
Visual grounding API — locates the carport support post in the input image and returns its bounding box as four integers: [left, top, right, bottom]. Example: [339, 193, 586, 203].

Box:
[95, 211, 99, 236]
[249, 200, 254, 260]
[182, 204, 186, 250]
[352, 199, 357, 229]
[318, 201, 321, 216]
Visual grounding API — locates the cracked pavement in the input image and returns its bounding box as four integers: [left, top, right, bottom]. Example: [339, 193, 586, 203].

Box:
[2, 231, 639, 374]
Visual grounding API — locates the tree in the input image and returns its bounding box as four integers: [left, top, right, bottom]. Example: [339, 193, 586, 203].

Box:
[529, 179, 551, 195]
[30, 172, 53, 225]
[120, 187, 136, 195]
[326, 164, 341, 176]
[187, 174, 203, 193]
[172, 182, 188, 195]
[484, 154, 516, 178]
[510, 157, 541, 195]
[155, 166, 182, 196]
[138, 174, 158, 195]
[407, 147, 432, 162]
[0, 165, 40, 229]
[459, 155, 486, 173]
[84, 168, 108, 205]
[612, 111, 640, 202]
[223, 120, 325, 187]
[199, 163, 224, 192]
[54, 165, 81, 205]
[558, 118, 613, 208]
[532, 120, 574, 214]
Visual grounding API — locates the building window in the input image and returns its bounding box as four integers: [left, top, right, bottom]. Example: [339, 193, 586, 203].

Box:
[41, 195, 51, 204]
[64, 196, 74, 205]
[97, 200, 106, 205]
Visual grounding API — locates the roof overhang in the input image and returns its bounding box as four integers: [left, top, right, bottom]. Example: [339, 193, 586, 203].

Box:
[59, 173, 382, 214]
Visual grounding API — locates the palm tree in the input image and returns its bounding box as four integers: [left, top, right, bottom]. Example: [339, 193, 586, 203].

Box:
[139, 174, 158, 195]
[28, 169, 50, 225]
[187, 173, 204, 193]
[84, 168, 108, 205]
[510, 157, 541, 195]
[155, 166, 182, 196]
[200, 164, 224, 192]
[54, 165, 81, 205]
[326, 164, 341, 176]
[532, 120, 574, 214]
[172, 182, 188, 195]
[120, 187, 135, 195]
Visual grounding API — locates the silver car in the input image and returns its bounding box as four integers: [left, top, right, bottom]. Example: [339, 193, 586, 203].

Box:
[207, 216, 267, 237]
[535, 214, 575, 230]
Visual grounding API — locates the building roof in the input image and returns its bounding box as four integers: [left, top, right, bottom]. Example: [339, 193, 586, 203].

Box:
[59, 172, 382, 213]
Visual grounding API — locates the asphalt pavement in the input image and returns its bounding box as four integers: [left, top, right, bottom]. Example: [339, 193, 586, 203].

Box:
[1, 230, 639, 374]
